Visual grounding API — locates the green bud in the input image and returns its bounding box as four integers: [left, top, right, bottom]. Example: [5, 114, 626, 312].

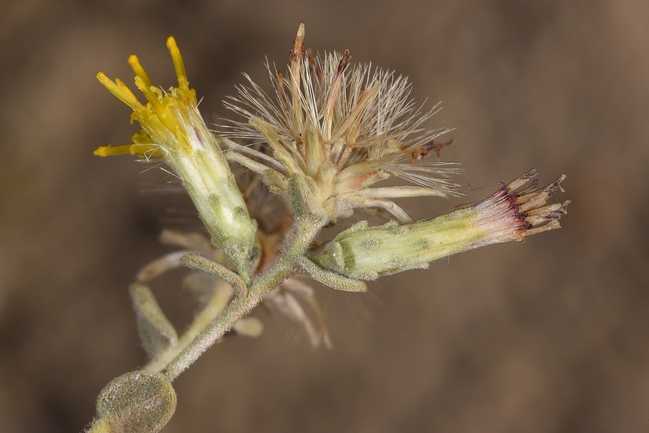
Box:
[313, 171, 568, 279]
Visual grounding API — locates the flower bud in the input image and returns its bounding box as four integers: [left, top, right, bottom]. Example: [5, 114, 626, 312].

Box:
[312, 170, 568, 279]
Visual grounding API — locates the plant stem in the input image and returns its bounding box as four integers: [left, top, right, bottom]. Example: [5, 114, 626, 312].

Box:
[162, 216, 321, 381]
[144, 279, 233, 373]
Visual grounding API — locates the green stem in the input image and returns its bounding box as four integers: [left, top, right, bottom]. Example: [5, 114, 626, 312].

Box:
[144, 279, 233, 374]
[161, 216, 321, 381]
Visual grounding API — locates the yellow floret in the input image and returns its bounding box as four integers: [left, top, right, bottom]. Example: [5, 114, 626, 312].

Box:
[94, 37, 198, 158]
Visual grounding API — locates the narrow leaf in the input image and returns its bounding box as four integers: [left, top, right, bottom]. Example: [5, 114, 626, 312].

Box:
[129, 283, 178, 358]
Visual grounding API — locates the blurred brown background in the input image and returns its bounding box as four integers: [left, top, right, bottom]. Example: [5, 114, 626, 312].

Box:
[1, 0, 648, 432]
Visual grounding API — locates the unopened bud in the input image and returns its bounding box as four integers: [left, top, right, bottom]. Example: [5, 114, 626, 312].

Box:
[312, 170, 568, 279]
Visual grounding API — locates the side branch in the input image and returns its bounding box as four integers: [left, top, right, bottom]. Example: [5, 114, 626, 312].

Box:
[162, 215, 323, 381]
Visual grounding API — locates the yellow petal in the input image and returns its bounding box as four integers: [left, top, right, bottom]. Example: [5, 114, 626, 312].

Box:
[166, 37, 189, 92]
[93, 144, 162, 158]
[128, 55, 152, 89]
[96, 73, 142, 110]
[93, 144, 134, 157]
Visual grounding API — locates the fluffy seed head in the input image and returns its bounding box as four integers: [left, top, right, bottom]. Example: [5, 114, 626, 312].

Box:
[219, 22, 460, 224]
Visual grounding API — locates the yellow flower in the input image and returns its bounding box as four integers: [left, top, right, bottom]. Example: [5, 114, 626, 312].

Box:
[94, 37, 196, 158]
[219, 23, 460, 224]
[95, 37, 257, 281]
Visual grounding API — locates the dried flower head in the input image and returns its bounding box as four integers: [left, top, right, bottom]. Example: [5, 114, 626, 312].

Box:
[220, 23, 460, 224]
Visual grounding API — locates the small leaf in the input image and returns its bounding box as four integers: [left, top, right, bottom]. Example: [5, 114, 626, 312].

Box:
[129, 283, 178, 358]
[232, 317, 264, 337]
[136, 251, 187, 282]
[96, 370, 176, 433]
[297, 257, 367, 292]
[182, 271, 218, 306]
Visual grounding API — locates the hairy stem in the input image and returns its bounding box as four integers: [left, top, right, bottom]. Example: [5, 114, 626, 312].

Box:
[161, 216, 322, 381]
[144, 279, 233, 374]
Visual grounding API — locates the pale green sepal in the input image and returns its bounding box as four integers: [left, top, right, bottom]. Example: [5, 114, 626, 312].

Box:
[310, 241, 345, 272]
[315, 161, 337, 205]
[355, 186, 447, 199]
[297, 256, 367, 293]
[217, 134, 286, 172]
[346, 220, 370, 232]
[129, 283, 178, 358]
[304, 124, 325, 177]
[225, 150, 273, 176]
[337, 195, 413, 223]
[251, 117, 303, 174]
[262, 168, 289, 196]
[288, 173, 327, 223]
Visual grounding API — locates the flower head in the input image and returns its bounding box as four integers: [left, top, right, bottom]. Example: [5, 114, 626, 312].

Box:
[312, 169, 569, 280]
[94, 37, 257, 281]
[220, 23, 460, 224]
